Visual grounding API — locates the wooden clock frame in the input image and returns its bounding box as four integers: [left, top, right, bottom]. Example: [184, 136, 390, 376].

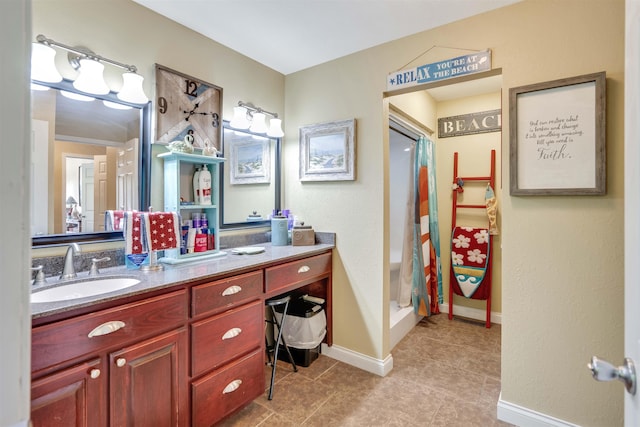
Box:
[155, 64, 223, 150]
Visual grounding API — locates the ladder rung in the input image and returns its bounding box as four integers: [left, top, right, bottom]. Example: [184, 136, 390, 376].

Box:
[457, 204, 485, 209]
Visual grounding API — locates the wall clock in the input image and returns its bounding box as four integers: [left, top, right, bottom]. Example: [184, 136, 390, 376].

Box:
[155, 64, 223, 150]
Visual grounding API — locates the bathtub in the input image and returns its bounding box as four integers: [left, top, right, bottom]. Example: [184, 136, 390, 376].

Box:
[389, 251, 422, 349]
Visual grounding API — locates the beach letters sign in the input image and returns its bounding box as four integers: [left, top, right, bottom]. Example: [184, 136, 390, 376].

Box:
[438, 109, 502, 138]
[387, 50, 492, 91]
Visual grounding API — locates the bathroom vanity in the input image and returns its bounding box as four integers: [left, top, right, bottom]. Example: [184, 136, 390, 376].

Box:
[30, 243, 333, 426]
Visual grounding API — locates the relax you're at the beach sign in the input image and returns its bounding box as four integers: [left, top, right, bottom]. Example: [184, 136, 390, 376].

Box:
[387, 49, 492, 91]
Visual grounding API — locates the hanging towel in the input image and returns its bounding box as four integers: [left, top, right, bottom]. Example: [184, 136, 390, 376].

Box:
[105, 210, 125, 231]
[485, 185, 499, 235]
[142, 212, 181, 251]
[123, 211, 148, 267]
[450, 226, 491, 299]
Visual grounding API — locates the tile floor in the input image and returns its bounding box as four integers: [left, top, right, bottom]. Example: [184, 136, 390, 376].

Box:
[219, 313, 513, 426]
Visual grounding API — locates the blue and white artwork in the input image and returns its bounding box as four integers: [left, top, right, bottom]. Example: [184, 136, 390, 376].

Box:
[308, 133, 346, 172]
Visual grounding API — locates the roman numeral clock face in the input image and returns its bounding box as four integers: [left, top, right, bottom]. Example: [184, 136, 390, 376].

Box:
[155, 64, 222, 150]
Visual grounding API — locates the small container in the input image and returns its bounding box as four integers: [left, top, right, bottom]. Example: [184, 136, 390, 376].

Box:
[192, 213, 202, 229]
[271, 215, 288, 246]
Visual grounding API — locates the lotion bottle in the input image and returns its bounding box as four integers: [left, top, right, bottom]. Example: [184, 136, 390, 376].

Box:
[199, 164, 212, 205]
[193, 166, 201, 204]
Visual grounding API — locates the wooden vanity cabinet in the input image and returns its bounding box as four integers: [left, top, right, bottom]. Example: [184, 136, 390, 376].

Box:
[109, 328, 188, 427]
[31, 249, 333, 426]
[190, 271, 265, 426]
[31, 358, 105, 427]
[31, 290, 188, 427]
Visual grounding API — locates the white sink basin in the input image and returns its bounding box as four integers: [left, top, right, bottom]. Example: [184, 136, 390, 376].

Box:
[31, 277, 141, 303]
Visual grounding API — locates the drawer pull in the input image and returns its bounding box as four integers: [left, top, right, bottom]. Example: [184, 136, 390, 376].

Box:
[222, 327, 242, 340]
[222, 285, 242, 296]
[222, 379, 242, 394]
[116, 358, 126, 368]
[90, 369, 101, 379]
[87, 321, 125, 338]
[298, 265, 311, 273]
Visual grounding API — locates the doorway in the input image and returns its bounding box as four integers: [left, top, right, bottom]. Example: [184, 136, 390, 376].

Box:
[385, 72, 503, 347]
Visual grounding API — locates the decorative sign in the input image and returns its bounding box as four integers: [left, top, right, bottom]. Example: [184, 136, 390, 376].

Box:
[509, 72, 606, 196]
[387, 50, 492, 91]
[438, 109, 502, 138]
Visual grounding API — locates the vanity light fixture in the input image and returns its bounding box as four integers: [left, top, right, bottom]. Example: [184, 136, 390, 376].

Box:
[73, 58, 110, 95]
[230, 101, 284, 137]
[31, 34, 149, 104]
[30, 42, 62, 83]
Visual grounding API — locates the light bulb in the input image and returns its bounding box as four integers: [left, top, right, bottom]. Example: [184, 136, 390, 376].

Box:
[267, 118, 284, 137]
[250, 112, 268, 134]
[31, 43, 62, 83]
[230, 106, 250, 129]
[117, 72, 149, 104]
[73, 58, 109, 95]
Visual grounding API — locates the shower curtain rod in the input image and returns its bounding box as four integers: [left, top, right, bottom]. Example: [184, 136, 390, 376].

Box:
[389, 107, 433, 140]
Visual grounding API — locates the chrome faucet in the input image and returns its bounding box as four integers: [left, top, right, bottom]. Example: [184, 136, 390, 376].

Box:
[60, 243, 81, 280]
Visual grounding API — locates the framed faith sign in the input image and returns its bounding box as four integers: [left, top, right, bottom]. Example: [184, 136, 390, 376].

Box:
[509, 72, 606, 196]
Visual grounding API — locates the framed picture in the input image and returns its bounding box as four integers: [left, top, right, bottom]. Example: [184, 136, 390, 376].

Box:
[228, 137, 271, 184]
[509, 71, 606, 195]
[299, 119, 356, 181]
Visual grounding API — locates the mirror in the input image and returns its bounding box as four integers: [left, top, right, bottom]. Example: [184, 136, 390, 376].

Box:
[220, 121, 281, 229]
[31, 79, 151, 246]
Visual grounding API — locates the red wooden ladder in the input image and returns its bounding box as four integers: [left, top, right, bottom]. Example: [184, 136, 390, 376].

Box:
[449, 149, 496, 328]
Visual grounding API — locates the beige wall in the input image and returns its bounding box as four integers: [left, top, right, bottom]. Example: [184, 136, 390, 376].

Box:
[31, 0, 625, 424]
[284, 0, 624, 425]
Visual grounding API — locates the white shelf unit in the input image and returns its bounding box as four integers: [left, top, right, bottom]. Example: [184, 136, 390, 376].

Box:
[158, 151, 226, 262]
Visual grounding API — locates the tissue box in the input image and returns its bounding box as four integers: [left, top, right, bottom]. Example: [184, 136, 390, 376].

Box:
[292, 226, 315, 246]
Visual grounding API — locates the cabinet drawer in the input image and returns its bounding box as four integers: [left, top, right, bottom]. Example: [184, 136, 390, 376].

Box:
[265, 252, 331, 294]
[191, 349, 264, 427]
[191, 299, 263, 376]
[32, 290, 187, 373]
[191, 270, 262, 317]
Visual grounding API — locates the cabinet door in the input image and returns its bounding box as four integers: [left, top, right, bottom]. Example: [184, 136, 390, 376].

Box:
[31, 358, 105, 427]
[109, 328, 188, 427]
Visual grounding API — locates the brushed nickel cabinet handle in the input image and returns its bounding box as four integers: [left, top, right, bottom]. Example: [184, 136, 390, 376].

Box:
[87, 321, 125, 338]
[222, 379, 242, 394]
[298, 265, 310, 273]
[222, 285, 242, 296]
[222, 327, 242, 340]
[116, 358, 126, 368]
[90, 369, 101, 379]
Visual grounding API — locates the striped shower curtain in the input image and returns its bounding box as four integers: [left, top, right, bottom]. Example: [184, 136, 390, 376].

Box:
[412, 136, 442, 316]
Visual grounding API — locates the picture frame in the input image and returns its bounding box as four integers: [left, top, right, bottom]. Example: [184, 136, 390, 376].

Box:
[509, 71, 606, 196]
[228, 136, 271, 184]
[299, 119, 356, 181]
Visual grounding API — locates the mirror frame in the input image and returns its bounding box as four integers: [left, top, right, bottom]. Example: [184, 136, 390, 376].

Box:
[219, 120, 281, 229]
[31, 78, 152, 247]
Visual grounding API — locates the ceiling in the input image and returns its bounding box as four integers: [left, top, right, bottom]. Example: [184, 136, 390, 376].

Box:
[132, 0, 520, 76]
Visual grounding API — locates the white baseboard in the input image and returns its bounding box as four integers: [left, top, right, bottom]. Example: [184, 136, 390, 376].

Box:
[321, 343, 393, 377]
[439, 302, 502, 325]
[497, 394, 579, 427]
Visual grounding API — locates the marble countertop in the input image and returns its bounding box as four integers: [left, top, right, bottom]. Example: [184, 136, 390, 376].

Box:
[31, 242, 334, 320]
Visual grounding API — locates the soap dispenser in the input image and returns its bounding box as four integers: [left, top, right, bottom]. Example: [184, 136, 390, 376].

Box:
[199, 164, 212, 205]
